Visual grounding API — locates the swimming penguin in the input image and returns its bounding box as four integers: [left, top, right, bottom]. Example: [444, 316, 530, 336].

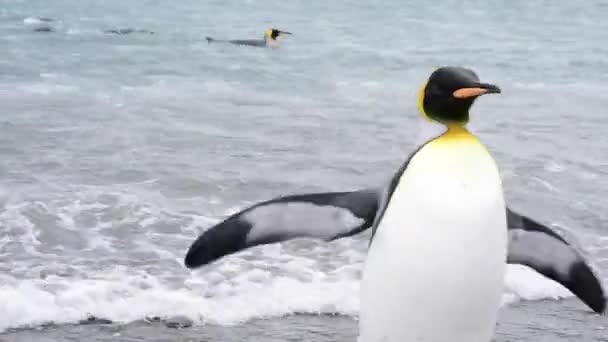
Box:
[205, 28, 292, 48]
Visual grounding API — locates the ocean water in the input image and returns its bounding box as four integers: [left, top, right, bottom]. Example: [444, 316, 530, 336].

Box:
[1, 0, 608, 341]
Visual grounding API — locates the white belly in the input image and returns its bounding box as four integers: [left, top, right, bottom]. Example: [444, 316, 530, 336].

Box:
[359, 139, 507, 342]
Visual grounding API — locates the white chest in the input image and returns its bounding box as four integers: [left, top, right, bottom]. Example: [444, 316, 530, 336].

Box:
[359, 138, 508, 342]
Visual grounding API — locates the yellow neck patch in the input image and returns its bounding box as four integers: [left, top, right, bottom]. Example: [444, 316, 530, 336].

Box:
[434, 124, 480, 146]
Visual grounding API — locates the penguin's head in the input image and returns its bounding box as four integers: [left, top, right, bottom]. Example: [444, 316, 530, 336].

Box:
[418, 67, 501, 125]
[264, 28, 292, 42]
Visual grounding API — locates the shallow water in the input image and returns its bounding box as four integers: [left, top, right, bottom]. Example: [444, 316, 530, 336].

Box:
[1, 0, 608, 340]
[2, 301, 608, 342]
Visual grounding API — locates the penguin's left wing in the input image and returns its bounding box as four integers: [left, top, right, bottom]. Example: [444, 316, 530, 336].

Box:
[507, 208, 606, 313]
[184, 189, 379, 268]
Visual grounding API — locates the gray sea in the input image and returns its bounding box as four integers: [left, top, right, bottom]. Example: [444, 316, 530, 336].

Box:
[1, 0, 608, 341]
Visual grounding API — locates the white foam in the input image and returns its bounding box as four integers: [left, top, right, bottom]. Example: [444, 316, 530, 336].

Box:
[0, 268, 359, 332]
[0, 258, 585, 333]
[0, 192, 598, 333]
[22, 17, 39, 25]
[23, 17, 52, 26]
[21, 16, 62, 34]
[504, 264, 573, 302]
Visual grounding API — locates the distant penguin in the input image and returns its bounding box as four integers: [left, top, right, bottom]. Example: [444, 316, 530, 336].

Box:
[206, 28, 292, 48]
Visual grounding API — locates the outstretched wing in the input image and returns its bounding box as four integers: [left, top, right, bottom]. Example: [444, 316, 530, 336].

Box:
[507, 208, 605, 313]
[184, 189, 380, 268]
[183, 190, 605, 314]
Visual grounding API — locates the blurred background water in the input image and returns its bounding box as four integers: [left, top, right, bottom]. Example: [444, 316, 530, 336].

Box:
[1, 0, 607, 340]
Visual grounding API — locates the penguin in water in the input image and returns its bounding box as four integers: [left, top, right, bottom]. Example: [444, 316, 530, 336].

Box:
[358, 67, 507, 341]
[205, 28, 292, 48]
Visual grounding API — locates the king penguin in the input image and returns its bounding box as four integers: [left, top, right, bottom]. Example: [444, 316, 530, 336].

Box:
[205, 28, 292, 48]
[358, 67, 507, 342]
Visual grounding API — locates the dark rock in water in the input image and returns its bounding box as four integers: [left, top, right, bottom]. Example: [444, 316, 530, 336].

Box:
[163, 315, 193, 329]
[144, 315, 162, 323]
[33, 27, 54, 33]
[79, 315, 113, 325]
[24, 16, 57, 33]
[104, 28, 131, 34]
[37, 321, 58, 329]
[104, 28, 155, 35]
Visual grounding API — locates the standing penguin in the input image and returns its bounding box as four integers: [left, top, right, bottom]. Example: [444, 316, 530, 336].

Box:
[205, 28, 292, 48]
[359, 67, 506, 342]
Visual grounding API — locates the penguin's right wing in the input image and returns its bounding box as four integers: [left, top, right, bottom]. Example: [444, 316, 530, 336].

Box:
[184, 189, 380, 269]
[506, 208, 606, 313]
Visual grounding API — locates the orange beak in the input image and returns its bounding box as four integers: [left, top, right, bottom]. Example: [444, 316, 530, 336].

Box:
[453, 83, 501, 99]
